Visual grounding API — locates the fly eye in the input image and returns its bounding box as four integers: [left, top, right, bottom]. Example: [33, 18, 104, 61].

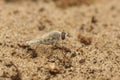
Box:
[61, 32, 66, 40]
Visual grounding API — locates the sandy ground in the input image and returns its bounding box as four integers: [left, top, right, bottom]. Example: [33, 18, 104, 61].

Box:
[0, 0, 120, 80]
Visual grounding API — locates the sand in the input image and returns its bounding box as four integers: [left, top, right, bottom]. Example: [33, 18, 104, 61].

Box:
[0, 0, 120, 80]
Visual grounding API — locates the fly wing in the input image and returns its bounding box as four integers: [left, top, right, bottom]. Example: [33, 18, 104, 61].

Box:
[28, 31, 62, 45]
[26, 39, 42, 45]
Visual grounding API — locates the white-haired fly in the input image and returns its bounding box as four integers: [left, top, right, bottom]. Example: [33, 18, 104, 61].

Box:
[26, 30, 68, 46]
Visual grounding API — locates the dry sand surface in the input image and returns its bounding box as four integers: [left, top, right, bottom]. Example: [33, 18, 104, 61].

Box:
[0, 0, 120, 80]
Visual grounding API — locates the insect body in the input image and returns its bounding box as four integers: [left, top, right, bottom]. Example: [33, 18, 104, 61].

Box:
[26, 31, 68, 45]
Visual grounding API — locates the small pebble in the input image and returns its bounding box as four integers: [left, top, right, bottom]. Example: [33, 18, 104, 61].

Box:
[79, 59, 85, 64]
